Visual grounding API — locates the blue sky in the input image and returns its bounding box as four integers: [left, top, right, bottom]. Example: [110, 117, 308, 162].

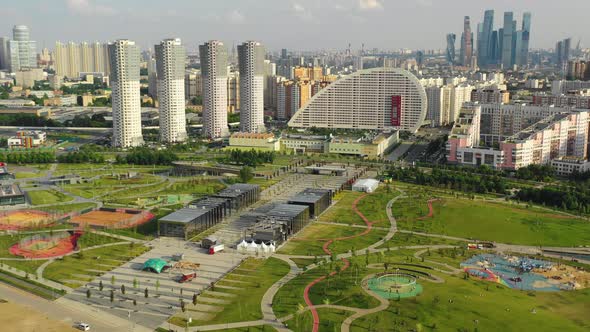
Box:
[2, 0, 588, 52]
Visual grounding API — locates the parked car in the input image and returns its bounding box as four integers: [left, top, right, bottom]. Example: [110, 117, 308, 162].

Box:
[179, 272, 197, 283]
[74, 322, 90, 331]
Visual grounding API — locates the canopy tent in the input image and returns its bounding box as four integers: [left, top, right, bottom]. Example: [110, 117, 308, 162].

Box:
[142, 258, 170, 273]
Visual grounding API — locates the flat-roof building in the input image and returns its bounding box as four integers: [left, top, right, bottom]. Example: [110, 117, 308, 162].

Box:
[213, 183, 260, 211]
[0, 184, 26, 206]
[288, 188, 332, 218]
[158, 197, 230, 239]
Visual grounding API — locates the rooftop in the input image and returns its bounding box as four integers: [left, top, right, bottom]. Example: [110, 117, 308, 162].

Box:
[289, 188, 331, 204]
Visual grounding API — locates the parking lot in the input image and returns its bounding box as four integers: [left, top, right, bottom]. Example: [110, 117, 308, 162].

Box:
[65, 237, 244, 330]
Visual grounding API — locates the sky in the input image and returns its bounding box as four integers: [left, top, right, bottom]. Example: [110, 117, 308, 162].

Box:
[1, 0, 589, 52]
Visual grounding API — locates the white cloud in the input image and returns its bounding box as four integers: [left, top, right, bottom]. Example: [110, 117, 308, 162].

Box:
[358, 0, 383, 11]
[292, 2, 313, 21]
[227, 10, 245, 24]
[65, 0, 117, 16]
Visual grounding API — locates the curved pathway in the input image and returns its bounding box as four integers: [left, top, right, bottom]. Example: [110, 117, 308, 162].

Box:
[260, 254, 301, 331]
[302, 194, 373, 332]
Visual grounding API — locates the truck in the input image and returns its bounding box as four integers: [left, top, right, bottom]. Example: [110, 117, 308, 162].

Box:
[208, 244, 224, 255]
[179, 272, 197, 283]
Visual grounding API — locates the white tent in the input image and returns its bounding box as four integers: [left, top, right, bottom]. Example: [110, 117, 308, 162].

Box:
[268, 243, 276, 253]
[247, 241, 258, 252]
[260, 242, 269, 253]
[352, 178, 379, 193]
[237, 240, 248, 252]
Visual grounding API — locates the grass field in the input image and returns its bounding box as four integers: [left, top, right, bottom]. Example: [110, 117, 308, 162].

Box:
[43, 243, 149, 288]
[27, 190, 74, 205]
[277, 223, 388, 257]
[14, 171, 48, 179]
[378, 232, 466, 249]
[394, 196, 590, 247]
[317, 191, 364, 225]
[169, 257, 290, 327]
[36, 202, 96, 214]
[274, 248, 590, 332]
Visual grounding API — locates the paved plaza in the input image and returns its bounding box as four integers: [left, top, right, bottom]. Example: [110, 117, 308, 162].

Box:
[65, 237, 245, 330]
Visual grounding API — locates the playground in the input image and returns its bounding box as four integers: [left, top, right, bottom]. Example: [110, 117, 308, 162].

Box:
[9, 231, 82, 258]
[0, 210, 59, 230]
[68, 208, 154, 229]
[461, 254, 589, 291]
[366, 273, 423, 299]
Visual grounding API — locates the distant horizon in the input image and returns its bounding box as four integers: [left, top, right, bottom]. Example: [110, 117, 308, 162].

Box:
[3, 0, 589, 52]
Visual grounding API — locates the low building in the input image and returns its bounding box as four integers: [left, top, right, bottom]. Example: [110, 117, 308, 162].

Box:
[328, 132, 399, 159]
[0, 99, 35, 107]
[213, 184, 260, 211]
[43, 95, 77, 106]
[0, 107, 51, 117]
[0, 163, 15, 180]
[158, 197, 230, 239]
[352, 179, 379, 193]
[40, 175, 83, 186]
[7, 130, 47, 149]
[229, 132, 281, 151]
[551, 157, 590, 176]
[281, 134, 329, 153]
[0, 184, 26, 206]
[288, 188, 332, 218]
[249, 204, 310, 244]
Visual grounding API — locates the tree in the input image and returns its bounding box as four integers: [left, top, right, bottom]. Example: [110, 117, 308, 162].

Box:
[86, 289, 91, 299]
[192, 293, 198, 306]
[111, 275, 116, 286]
[133, 278, 138, 289]
[133, 299, 137, 306]
[121, 284, 126, 294]
[180, 299, 186, 312]
[239, 166, 254, 183]
[110, 290, 114, 302]
[144, 288, 149, 298]
[155, 279, 160, 292]
[99, 280, 103, 291]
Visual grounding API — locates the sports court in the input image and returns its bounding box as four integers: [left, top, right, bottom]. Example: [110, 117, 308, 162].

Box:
[68, 208, 154, 229]
[0, 210, 57, 230]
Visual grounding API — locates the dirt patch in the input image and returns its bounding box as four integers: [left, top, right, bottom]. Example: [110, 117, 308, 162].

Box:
[0, 301, 77, 332]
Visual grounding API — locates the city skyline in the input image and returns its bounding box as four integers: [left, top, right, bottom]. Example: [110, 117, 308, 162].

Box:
[3, 0, 590, 52]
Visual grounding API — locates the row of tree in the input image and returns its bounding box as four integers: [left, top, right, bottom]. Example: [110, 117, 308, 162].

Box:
[516, 186, 590, 214]
[57, 151, 105, 163]
[0, 151, 55, 164]
[0, 114, 61, 127]
[387, 166, 507, 194]
[227, 149, 276, 167]
[115, 148, 177, 165]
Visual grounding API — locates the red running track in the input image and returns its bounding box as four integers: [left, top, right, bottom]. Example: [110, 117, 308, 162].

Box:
[303, 194, 373, 332]
[417, 198, 441, 220]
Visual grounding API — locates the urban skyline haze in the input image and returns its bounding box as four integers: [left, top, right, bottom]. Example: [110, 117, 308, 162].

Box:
[3, 0, 589, 52]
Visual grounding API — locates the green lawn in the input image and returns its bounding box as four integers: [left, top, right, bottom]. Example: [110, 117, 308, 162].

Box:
[318, 191, 364, 225]
[284, 308, 353, 332]
[274, 248, 590, 332]
[169, 257, 290, 327]
[15, 171, 48, 179]
[43, 243, 149, 288]
[27, 190, 73, 205]
[277, 223, 388, 257]
[352, 272, 590, 332]
[378, 232, 466, 249]
[394, 195, 590, 247]
[36, 202, 97, 214]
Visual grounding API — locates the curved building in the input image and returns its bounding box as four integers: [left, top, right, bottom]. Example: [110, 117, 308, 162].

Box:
[288, 67, 427, 133]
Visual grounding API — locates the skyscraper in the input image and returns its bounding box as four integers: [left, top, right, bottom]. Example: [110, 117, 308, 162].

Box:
[200, 40, 229, 138]
[54, 41, 110, 78]
[501, 12, 515, 68]
[108, 39, 143, 148]
[8, 25, 37, 71]
[0, 37, 9, 70]
[478, 10, 494, 67]
[155, 38, 187, 143]
[519, 12, 532, 67]
[237, 41, 265, 133]
[460, 16, 473, 66]
[446, 33, 456, 65]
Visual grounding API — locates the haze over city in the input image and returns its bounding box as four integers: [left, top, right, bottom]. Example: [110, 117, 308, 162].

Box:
[4, 0, 590, 50]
